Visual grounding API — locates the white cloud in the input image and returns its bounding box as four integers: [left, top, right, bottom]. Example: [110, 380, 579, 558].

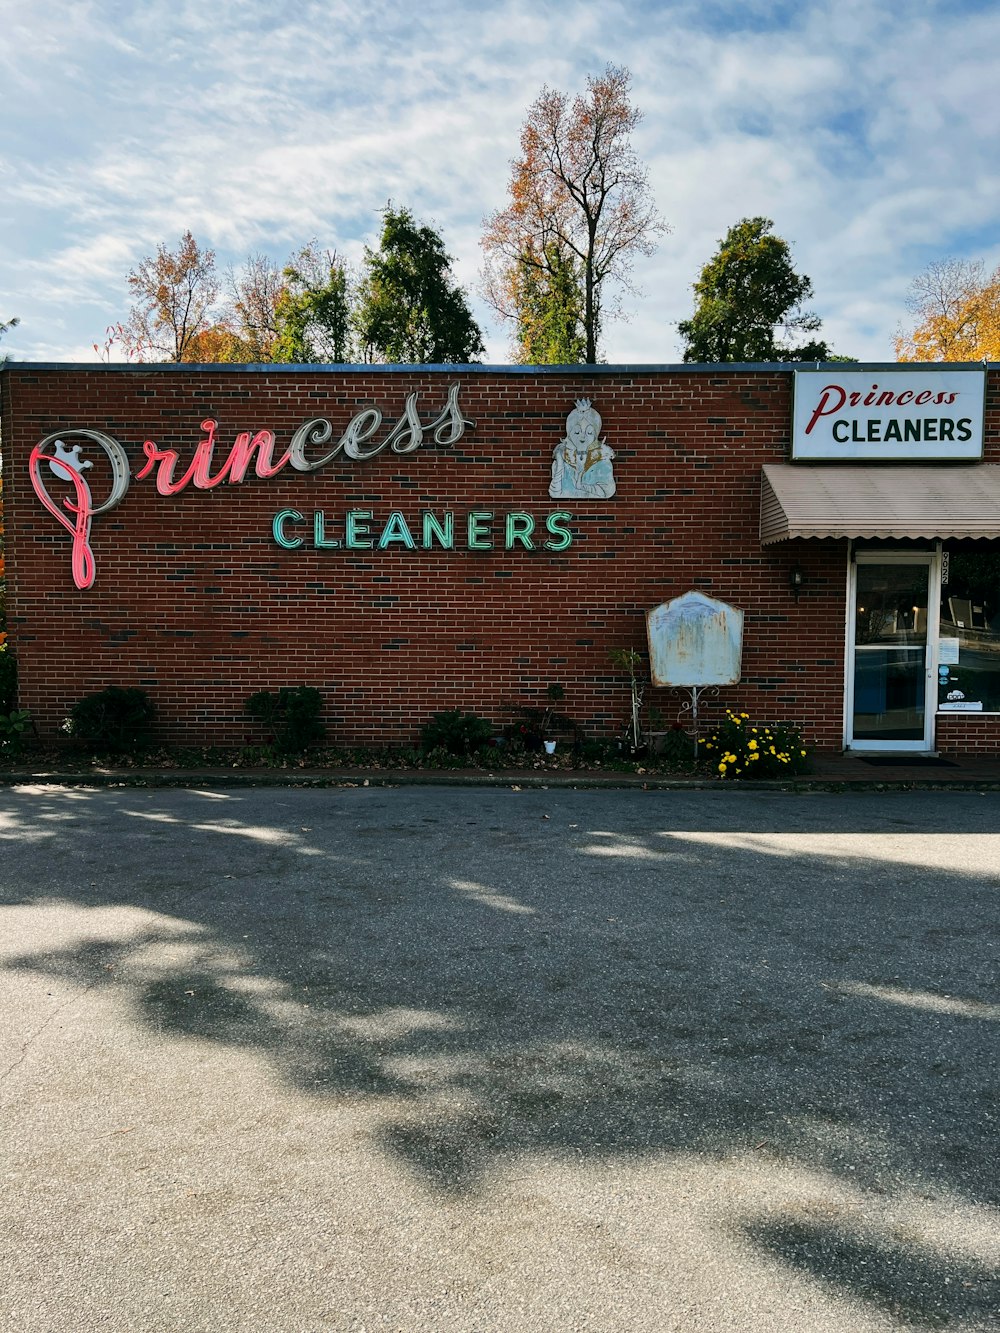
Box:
[1, 0, 997, 364]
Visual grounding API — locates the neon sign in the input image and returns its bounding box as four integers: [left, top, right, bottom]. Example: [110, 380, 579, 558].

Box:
[28, 431, 131, 590]
[272, 509, 574, 551]
[29, 386, 475, 588]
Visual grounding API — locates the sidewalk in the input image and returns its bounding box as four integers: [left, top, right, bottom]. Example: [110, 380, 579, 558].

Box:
[2, 749, 1000, 790]
[806, 747, 1000, 787]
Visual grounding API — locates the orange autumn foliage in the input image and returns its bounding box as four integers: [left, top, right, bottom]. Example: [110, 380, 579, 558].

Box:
[482, 64, 668, 364]
[895, 258, 1000, 363]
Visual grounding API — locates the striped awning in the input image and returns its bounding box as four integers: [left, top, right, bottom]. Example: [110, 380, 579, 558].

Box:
[760, 463, 1000, 544]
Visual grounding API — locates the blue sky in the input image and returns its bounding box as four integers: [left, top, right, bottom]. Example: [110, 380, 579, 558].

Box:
[1, 0, 998, 364]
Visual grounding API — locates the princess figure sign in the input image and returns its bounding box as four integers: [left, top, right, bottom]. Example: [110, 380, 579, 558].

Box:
[549, 399, 616, 500]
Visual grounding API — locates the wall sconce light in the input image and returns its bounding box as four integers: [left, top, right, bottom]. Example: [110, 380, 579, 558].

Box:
[789, 564, 804, 602]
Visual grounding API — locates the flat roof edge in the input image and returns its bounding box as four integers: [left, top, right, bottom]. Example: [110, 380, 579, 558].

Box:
[2, 360, 995, 375]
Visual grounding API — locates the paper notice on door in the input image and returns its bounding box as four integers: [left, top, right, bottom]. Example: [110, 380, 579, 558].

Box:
[938, 637, 960, 665]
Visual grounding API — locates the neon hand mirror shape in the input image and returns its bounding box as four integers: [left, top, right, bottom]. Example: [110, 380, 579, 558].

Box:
[29, 431, 131, 589]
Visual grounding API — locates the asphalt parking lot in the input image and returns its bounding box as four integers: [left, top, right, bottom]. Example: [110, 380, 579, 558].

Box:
[1, 784, 998, 1331]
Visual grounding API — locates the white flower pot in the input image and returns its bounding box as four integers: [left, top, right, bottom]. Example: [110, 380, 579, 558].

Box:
[543, 740, 557, 755]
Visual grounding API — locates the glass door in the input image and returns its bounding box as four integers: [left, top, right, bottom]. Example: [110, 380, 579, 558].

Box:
[848, 553, 939, 751]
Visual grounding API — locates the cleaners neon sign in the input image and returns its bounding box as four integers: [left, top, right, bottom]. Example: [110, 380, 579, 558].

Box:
[272, 508, 573, 551]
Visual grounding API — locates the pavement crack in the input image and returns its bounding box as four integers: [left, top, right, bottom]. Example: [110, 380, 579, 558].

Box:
[0, 977, 102, 1089]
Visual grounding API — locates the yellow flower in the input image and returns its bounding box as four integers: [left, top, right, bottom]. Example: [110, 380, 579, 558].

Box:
[748, 740, 758, 751]
[800, 750, 807, 757]
[718, 762, 727, 773]
[741, 713, 749, 719]
[769, 746, 776, 754]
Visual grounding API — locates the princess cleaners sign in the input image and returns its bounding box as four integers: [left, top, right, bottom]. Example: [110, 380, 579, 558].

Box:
[792, 368, 985, 461]
[28, 385, 582, 590]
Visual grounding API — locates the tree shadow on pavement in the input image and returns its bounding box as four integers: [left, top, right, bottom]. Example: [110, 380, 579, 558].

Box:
[741, 1216, 1000, 1329]
[2, 784, 998, 1324]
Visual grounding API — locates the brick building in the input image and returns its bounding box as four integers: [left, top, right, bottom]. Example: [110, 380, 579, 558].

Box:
[2, 361, 998, 754]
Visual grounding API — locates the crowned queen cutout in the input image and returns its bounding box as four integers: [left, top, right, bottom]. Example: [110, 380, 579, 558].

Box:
[549, 399, 616, 499]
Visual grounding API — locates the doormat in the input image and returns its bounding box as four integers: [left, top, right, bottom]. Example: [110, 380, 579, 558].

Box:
[858, 756, 958, 768]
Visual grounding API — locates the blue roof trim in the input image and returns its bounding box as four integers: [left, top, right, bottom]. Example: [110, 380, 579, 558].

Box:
[1, 360, 995, 374]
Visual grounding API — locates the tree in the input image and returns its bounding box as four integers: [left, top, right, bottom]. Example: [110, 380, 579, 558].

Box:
[482, 64, 667, 364]
[182, 323, 252, 363]
[0, 476, 6, 647]
[227, 252, 284, 361]
[678, 217, 830, 363]
[354, 206, 483, 364]
[123, 231, 219, 361]
[272, 244, 354, 363]
[895, 258, 1000, 362]
[506, 239, 586, 364]
[0, 314, 17, 342]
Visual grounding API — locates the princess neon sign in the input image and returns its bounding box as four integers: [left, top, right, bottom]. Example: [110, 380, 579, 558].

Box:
[29, 385, 472, 590]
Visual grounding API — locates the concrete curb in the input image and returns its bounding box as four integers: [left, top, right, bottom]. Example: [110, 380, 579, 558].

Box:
[2, 767, 1000, 793]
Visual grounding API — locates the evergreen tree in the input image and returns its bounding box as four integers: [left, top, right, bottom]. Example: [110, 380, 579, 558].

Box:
[678, 217, 830, 362]
[354, 206, 484, 364]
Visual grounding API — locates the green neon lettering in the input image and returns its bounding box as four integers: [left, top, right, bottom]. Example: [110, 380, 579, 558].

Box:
[346, 510, 374, 549]
[504, 512, 536, 550]
[273, 509, 305, 549]
[313, 511, 341, 549]
[422, 511, 454, 549]
[378, 510, 416, 549]
[544, 511, 573, 551]
[467, 511, 494, 550]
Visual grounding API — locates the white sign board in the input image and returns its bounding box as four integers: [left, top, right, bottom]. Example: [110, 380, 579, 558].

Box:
[647, 591, 743, 687]
[792, 369, 985, 461]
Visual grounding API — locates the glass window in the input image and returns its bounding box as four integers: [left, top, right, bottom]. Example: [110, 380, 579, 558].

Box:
[938, 548, 1000, 713]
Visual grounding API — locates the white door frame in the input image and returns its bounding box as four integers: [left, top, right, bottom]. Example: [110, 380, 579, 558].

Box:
[844, 545, 941, 752]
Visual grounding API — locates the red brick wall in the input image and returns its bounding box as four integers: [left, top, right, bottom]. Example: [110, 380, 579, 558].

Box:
[1, 364, 997, 753]
[935, 716, 1000, 755]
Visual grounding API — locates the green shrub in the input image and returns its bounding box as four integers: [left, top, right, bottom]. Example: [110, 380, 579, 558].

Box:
[419, 710, 493, 755]
[0, 708, 32, 757]
[235, 743, 280, 767]
[245, 687, 326, 754]
[66, 686, 156, 754]
[699, 710, 811, 779]
[656, 725, 696, 766]
[0, 651, 17, 714]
